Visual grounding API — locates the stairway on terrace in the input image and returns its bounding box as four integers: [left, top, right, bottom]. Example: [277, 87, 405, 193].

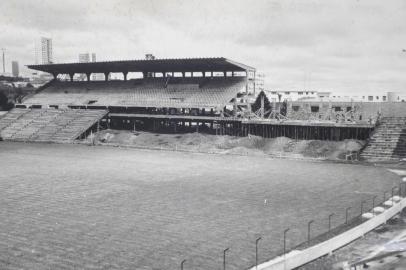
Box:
[360, 117, 406, 161]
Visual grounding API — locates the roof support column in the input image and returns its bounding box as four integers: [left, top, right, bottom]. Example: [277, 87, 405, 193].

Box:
[69, 73, 74, 82]
[86, 73, 91, 82]
[52, 73, 58, 80]
[253, 70, 256, 96]
[202, 71, 206, 78]
[104, 72, 109, 81]
[123, 71, 128, 81]
[182, 72, 185, 78]
[223, 71, 227, 77]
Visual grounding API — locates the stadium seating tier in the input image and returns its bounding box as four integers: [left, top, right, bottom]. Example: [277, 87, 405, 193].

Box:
[0, 108, 107, 143]
[23, 77, 246, 109]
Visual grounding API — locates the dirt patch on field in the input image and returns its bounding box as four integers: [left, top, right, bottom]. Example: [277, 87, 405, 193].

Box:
[83, 129, 365, 160]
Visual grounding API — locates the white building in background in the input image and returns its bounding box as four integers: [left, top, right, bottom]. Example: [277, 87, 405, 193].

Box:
[41, 37, 52, 64]
[265, 90, 323, 102]
[11, 61, 19, 77]
[78, 53, 90, 63]
[255, 72, 265, 93]
[387, 92, 406, 102]
[265, 90, 405, 103]
[329, 93, 387, 102]
[35, 37, 53, 64]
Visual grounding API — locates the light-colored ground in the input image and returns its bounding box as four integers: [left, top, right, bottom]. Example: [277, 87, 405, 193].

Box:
[299, 212, 406, 270]
[0, 142, 400, 270]
[83, 129, 365, 160]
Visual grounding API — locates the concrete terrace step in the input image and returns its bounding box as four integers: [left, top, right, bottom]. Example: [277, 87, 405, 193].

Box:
[0, 108, 107, 143]
[367, 142, 404, 145]
[361, 153, 405, 157]
[361, 117, 406, 162]
[361, 152, 394, 155]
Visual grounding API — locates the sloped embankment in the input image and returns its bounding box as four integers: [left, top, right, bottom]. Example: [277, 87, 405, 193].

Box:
[83, 129, 365, 160]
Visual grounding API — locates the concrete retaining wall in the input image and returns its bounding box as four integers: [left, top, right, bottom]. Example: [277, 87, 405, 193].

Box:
[250, 197, 406, 270]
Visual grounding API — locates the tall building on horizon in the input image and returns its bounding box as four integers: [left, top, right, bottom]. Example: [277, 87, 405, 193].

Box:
[79, 53, 90, 63]
[1, 48, 5, 74]
[12, 61, 19, 77]
[78, 52, 98, 63]
[35, 37, 53, 65]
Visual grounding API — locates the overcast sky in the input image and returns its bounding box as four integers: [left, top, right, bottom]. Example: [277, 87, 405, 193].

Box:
[1, 0, 405, 94]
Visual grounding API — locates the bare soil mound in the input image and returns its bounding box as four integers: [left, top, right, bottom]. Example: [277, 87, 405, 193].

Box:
[83, 129, 365, 160]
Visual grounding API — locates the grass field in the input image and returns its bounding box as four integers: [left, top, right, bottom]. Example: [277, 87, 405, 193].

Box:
[0, 142, 401, 270]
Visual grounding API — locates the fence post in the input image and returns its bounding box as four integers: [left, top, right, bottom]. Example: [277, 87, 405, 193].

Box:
[283, 228, 290, 255]
[328, 213, 334, 232]
[181, 259, 186, 270]
[392, 187, 397, 202]
[345, 207, 351, 224]
[223, 248, 229, 270]
[307, 220, 314, 244]
[372, 195, 377, 215]
[255, 237, 261, 269]
[361, 200, 366, 217]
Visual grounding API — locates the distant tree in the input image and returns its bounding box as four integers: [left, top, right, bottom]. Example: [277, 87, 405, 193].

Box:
[280, 100, 288, 116]
[15, 87, 23, 96]
[0, 91, 7, 109]
[252, 91, 272, 116]
[0, 91, 13, 111]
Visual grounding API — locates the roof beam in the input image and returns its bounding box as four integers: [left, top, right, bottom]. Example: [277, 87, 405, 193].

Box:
[27, 57, 255, 75]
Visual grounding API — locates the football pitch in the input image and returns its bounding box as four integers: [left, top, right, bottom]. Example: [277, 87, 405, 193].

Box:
[0, 142, 400, 270]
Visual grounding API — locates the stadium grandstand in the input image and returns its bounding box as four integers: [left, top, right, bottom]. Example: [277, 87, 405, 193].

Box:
[0, 57, 376, 144]
[23, 58, 255, 110]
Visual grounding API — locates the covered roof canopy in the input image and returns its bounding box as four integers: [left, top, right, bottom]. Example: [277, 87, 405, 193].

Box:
[27, 57, 255, 75]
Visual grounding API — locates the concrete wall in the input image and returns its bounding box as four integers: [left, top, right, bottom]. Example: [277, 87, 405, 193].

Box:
[250, 197, 406, 270]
